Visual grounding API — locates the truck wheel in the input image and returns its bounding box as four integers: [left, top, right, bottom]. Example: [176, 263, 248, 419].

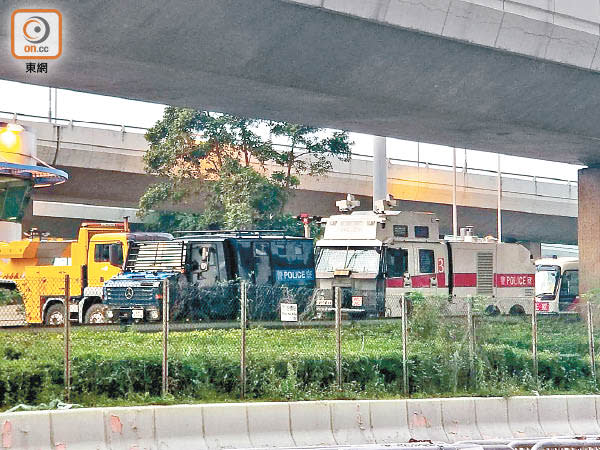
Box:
[509, 305, 525, 316]
[484, 305, 500, 316]
[85, 304, 107, 324]
[44, 303, 65, 326]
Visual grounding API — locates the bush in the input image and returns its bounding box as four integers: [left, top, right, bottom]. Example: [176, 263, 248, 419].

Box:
[0, 316, 597, 409]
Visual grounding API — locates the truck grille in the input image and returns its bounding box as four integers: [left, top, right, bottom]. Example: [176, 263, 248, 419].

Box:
[105, 286, 156, 305]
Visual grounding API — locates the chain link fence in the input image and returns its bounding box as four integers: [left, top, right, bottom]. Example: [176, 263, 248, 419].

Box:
[0, 276, 599, 409]
[0, 276, 69, 410]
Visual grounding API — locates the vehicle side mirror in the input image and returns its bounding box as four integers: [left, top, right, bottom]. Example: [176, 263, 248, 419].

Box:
[109, 243, 123, 267]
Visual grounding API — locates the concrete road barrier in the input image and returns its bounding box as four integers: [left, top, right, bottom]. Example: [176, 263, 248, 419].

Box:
[537, 396, 574, 437]
[469, 397, 511, 440]
[104, 407, 156, 450]
[154, 405, 207, 450]
[507, 396, 543, 438]
[369, 400, 412, 444]
[441, 398, 482, 443]
[406, 398, 448, 442]
[0, 411, 51, 450]
[567, 396, 600, 435]
[289, 401, 335, 447]
[1, 395, 599, 449]
[202, 403, 252, 450]
[247, 402, 294, 448]
[329, 400, 374, 445]
[52, 408, 106, 450]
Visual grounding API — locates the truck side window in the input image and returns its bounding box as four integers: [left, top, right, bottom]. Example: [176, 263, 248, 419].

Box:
[284, 242, 305, 263]
[94, 244, 111, 262]
[415, 226, 429, 238]
[254, 243, 268, 256]
[95, 243, 123, 265]
[393, 225, 408, 237]
[386, 248, 408, 278]
[254, 242, 272, 284]
[419, 249, 435, 274]
[559, 270, 579, 299]
[191, 244, 219, 286]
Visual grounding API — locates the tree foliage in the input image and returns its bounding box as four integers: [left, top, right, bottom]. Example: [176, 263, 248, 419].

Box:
[270, 122, 352, 188]
[140, 107, 351, 231]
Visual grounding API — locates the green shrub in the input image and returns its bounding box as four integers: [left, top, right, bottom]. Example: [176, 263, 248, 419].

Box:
[0, 318, 598, 409]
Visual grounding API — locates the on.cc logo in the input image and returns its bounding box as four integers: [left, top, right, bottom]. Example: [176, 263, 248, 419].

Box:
[22, 16, 50, 44]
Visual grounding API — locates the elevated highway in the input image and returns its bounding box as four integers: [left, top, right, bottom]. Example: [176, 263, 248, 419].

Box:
[2, 0, 600, 165]
[8, 116, 577, 247]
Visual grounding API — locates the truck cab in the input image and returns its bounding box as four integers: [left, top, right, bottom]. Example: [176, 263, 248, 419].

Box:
[535, 257, 579, 313]
[2, 223, 172, 325]
[315, 210, 445, 318]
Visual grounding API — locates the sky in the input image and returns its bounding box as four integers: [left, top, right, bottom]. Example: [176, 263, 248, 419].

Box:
[0, 80, 584, 182]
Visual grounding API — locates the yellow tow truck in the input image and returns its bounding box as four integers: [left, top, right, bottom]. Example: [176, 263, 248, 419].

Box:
[0, 221, 171, 325]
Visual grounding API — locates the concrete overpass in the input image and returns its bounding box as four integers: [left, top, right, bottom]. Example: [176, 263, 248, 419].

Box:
[2, 0, 600, 165]
[1, 0, 599, 286]
[8, 116, 577, 252]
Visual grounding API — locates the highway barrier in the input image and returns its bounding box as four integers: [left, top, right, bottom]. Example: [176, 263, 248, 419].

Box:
[3, 395, 600, 449]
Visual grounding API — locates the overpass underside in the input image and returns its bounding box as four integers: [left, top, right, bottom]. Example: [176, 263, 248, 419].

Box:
[2, 0, 600, 165]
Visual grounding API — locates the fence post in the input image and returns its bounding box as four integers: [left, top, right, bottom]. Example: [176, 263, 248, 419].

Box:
[335, 286, 342, 391]
[401, 294, 409, 396]
[467, 298, 475, 387]
[161, 279, 169, 397]
[240, 281, 247, 399]
[531, 297, 538, 388]
[63, 274, 71, 403]
[588, 301, 597, 385]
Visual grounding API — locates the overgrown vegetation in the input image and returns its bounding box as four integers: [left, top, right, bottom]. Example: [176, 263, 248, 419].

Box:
[0, 311, 597, 410]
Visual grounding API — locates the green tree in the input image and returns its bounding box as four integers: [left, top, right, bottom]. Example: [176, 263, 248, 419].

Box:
[269, 123, 352, 189]
[139, 107, 352, 232]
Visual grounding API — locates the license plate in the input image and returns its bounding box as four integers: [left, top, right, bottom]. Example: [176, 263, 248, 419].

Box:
[535, 302, 550, 312]
[69, 304, 79, 313]
[316, 299, 332, 306]
[132, 309, 144, 319]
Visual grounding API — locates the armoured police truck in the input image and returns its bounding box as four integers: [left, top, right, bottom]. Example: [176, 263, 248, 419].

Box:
[315, 208, 535, 318]
[103, 231, 315, 322]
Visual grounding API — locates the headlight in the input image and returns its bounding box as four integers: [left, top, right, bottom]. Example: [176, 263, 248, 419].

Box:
[149, 309, 159, 320]
[106, 310, 114, 318]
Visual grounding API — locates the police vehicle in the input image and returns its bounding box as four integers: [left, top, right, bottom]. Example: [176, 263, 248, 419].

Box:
[314, 199, 535, 318]
[103, 231, 315, 322]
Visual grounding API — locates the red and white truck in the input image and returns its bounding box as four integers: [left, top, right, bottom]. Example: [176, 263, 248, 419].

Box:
[314, 209, 535, 317]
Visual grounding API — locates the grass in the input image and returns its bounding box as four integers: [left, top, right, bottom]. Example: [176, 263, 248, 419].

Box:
[0, 312, 597, 411]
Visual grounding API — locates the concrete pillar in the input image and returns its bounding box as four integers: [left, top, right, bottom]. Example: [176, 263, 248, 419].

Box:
[372, 136, 387, 207]
[578, 167, 600, 294]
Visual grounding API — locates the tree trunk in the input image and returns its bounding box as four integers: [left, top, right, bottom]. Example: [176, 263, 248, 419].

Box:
[285, 150, 294, 189]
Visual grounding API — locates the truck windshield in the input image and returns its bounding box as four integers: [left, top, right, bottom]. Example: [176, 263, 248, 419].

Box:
[535, 265, 560, 297]
[316, 247, 380, 273]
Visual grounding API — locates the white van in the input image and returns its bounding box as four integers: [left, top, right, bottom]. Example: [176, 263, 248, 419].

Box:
[535, 257, 579, 313]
